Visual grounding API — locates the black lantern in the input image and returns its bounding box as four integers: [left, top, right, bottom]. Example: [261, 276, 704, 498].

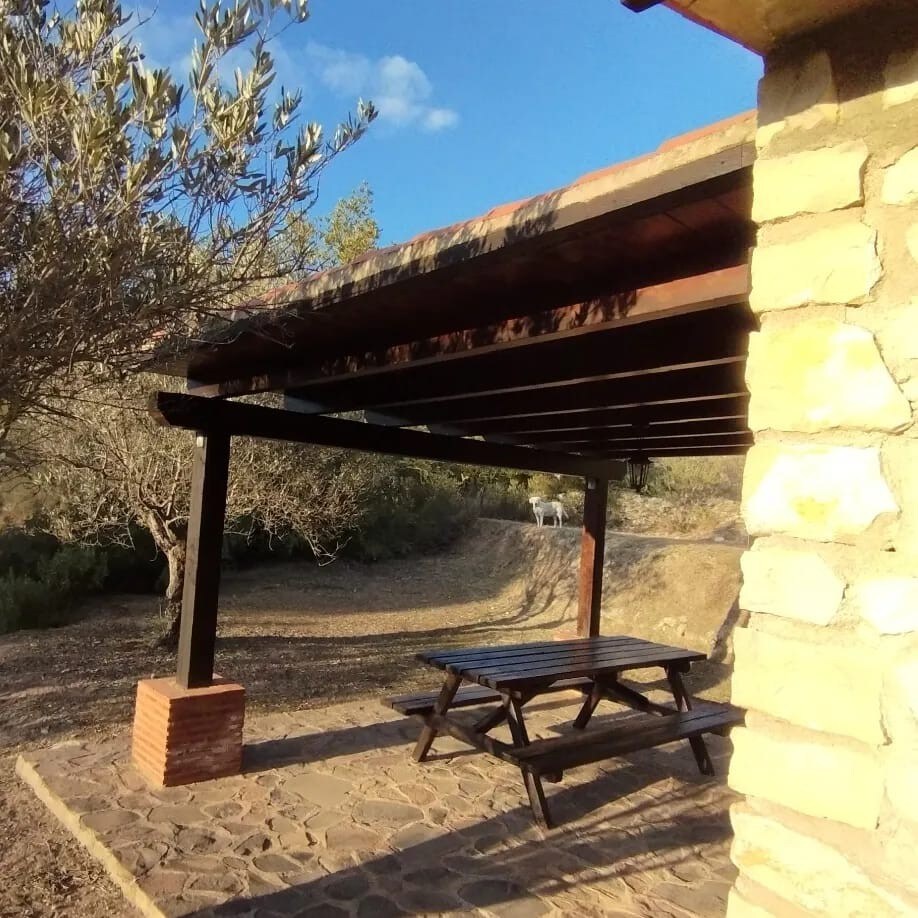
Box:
[627, 453, 652, 493]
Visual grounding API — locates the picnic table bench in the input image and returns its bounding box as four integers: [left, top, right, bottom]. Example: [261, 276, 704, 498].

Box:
[384, 635, 743, 828]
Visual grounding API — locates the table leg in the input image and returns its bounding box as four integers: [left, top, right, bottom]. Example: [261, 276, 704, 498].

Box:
[522, 767, 552, 830]
[665, 666, 715, 776]
[573, 680, 604, 730]
[413, 672, 461, 763]
[505, 695, 554, 826]
[506, 697, 531, 745]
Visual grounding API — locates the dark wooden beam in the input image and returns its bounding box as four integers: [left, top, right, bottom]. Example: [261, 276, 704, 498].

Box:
[429, 394, 751, 436]
[176, 432, 231, 689]
[506, 415, 748, 445]
[151, 392, 625, 479]
[364, 357, 748, 427]
[594, 444, 750, 458]
[189, 266, 749, 400]
[544, 431, 753, 451]
[284, 305, 752, 415]
[578, 478, 609, 638]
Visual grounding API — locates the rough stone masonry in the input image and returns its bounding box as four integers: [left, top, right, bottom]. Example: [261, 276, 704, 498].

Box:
[728, 5, 918, 916]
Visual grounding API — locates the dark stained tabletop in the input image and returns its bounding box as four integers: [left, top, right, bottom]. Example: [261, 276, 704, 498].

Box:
[417, 635, 706, 691]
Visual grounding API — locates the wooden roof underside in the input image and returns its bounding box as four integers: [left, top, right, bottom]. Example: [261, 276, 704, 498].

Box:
[159, 133, 756, 469]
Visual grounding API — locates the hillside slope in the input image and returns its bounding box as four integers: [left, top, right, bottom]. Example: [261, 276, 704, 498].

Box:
[465, 518, 743, 659]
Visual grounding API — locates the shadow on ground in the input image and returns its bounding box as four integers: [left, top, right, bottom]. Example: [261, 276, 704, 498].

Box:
[197, 709, 736, 916]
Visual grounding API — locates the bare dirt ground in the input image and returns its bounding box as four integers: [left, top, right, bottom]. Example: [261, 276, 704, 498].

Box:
[0, 518, 742, 917]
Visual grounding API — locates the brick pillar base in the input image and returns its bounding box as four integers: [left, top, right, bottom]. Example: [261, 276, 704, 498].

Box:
[131, 676, 245, 786]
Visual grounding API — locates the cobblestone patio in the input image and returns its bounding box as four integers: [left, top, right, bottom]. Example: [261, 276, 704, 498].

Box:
[17, 692, 738, 917]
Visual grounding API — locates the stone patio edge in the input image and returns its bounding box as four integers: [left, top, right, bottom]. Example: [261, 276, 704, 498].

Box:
[15, 754, 163, 918]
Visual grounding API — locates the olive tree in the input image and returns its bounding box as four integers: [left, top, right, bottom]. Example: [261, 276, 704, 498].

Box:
[37, 374, 371, 640]
[32, 186, 380, 640]
[0, 0, 375, 468]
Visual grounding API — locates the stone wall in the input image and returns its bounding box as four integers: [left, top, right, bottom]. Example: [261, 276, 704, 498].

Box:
[729, 6, 918, 915]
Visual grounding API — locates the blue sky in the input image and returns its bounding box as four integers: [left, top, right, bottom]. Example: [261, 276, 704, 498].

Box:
[135, 1, 762, 245]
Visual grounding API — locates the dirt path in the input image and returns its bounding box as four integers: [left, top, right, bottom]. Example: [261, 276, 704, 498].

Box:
[0, 519, 742, 917]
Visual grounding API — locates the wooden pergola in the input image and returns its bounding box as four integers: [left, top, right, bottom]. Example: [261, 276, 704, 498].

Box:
[152, 113, 757, 693]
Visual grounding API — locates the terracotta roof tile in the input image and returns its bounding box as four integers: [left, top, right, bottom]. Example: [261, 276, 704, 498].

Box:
[399, 110, 754, 249]
[484, 198, 531, 219]
[247, 110, 755, 310]
[657, 110, 754, 151]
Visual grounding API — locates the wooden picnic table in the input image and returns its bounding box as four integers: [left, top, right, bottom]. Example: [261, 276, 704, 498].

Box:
[385, 635, 743, 828]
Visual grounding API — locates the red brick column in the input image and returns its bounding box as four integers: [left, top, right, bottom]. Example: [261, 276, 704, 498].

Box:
[131, 676, 245, 786]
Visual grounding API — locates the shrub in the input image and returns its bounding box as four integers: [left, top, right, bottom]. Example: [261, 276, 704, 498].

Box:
[0, 543, 107, 633]
[345, 471, 475, 561]
[0, 524, 60, 576]
[642, 456, 744, 501]
[475, 485, 531, 522]
[101, 527, 166, 593]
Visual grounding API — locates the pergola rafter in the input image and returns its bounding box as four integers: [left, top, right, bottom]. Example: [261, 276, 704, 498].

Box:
[364, 358, 749, 428]
[442, 394, 750, 435]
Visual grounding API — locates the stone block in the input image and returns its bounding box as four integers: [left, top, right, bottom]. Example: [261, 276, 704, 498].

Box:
[731, 808, 910, 915]
[885, 48, 918, 108]
[752, 142, 867, 223]
[132, 677, 244, 787]
[725, 888, 774, 918]
[732, 628, 885, 745]
[729, 726, 882, 829]
[886, 755, 918, 823]
[893, 660, 918, 722]
[908, 224, 918, 264]
[758, 51, 837, 148]
[875, 300, 918, 373]
[850, 578, 918, 634]
[746, 319, 910, 433]
[885, 438, 918, 556]
[750, 221, 880, 312]
[740, 547, 843, 625]
[742, 443, 898, 542]
[883, 147, 918, 206]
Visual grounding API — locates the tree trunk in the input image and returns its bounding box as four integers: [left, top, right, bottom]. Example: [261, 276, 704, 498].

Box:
[160, 542, 186, 647]
[142, 511, 187, 648]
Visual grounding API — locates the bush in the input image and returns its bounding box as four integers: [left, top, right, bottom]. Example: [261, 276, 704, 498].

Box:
[475, 484, 531, 523]
[101, 526, 166, 593]
[0, 525, 60, 576]
[0, 543, 107, 633]
[642, 456, 744, 501]
[345, 469, 475, 561]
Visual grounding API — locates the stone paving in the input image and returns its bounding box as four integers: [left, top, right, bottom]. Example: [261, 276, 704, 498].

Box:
[17, 692, 739, 917]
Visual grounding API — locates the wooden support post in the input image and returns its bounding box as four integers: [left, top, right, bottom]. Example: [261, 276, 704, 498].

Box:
[176, 431, 231, 689]
[577, 476, 608, 637]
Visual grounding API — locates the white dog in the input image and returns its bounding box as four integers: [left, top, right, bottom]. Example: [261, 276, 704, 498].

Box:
[529, 496, 566, 528]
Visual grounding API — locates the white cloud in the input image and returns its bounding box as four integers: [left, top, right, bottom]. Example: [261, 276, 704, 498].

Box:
[422, 107, 460, 132]
[306, 42, 459, 132]
[307, 44, 373, 96]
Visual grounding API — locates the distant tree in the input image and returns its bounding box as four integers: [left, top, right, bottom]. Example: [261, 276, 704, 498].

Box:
[0, 0, 375, 469]
[275, 182, 380, 277]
